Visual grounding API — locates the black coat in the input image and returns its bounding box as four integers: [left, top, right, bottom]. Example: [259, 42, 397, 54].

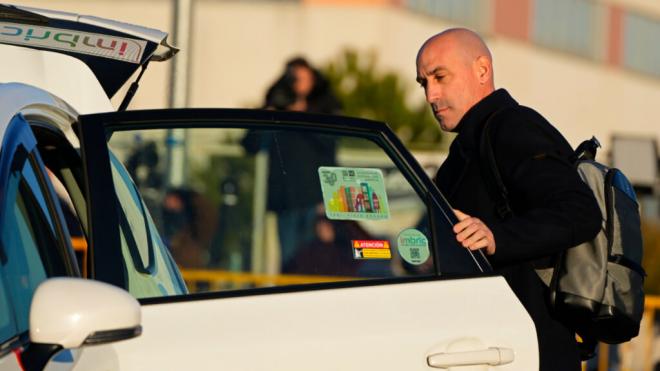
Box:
[435, 89, 601, 371]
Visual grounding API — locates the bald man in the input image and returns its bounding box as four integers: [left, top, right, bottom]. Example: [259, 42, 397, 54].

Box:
[417, 29, 601, 370]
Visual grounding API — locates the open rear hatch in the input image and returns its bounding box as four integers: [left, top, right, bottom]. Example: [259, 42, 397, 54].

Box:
[0, 4, 177, 98]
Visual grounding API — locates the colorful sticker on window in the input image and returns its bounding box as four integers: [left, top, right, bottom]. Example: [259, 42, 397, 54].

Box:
[397, 229, 430, 265]
[352, 240, 391, 260]
[318, 167, 390, 221]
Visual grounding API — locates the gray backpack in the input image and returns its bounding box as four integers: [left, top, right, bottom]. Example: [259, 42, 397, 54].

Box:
[481, 121, 646, 356]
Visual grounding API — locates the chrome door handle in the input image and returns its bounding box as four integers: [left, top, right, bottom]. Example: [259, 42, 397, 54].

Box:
[427, 347, 514, 368]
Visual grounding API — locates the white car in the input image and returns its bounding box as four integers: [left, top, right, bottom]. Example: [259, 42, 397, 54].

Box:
[0, 4, 539, 370]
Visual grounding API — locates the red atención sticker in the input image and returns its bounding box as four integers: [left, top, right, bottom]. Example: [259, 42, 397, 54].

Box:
[353, 240, 390, 249]
[352, 240, 391, 259]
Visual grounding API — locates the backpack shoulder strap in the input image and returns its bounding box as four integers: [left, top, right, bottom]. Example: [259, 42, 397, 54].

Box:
[479, 108, 563, 308]
[479, 108, 513, 220]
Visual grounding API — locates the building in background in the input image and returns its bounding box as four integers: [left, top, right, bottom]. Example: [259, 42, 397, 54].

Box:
[15, 0, 660, 179]
[8, 1, 660, 368]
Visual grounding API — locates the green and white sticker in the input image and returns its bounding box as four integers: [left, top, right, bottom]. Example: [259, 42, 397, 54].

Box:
[397, 229, 430, 265]
[318, 167, 390, 221]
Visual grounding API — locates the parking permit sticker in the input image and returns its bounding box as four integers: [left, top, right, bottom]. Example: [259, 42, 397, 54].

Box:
[352, 240, 391, 260]
[318, 167, 390, 221]
[397, 229, 430, 265]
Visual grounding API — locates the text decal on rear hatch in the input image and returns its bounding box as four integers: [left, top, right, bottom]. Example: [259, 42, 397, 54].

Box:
[0, 22, 147, 64]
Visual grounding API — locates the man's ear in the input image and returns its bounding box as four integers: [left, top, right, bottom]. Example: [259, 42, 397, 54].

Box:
[475, 56, 492, 84]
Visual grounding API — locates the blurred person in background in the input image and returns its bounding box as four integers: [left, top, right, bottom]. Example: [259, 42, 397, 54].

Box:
[283, 216, 361, 277]
[244, 57, 341, 269]
[162, 188, 217, 269]
[264, 56, 341, 114]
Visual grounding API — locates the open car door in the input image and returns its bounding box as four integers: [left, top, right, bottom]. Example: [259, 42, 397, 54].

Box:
[75, 108, 539, 370]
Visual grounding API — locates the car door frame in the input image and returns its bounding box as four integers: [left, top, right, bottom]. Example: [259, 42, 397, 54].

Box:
[76, 108, 492, 291]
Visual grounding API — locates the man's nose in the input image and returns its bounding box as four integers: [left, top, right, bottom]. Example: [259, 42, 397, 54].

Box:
[425, 83, 441, 104]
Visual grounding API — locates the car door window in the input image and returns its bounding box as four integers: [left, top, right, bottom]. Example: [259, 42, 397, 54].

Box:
[2, 165, 48, 332]
[0, 268, 15, 351]
[1, 156, 70, 332]
[0, 115, 75, 342]
[113, 128, 435, 284]
[81, 115, 481, 298]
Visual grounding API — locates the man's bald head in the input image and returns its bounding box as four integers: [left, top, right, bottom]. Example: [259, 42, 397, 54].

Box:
[417, 28, 492, 67]
[416, 28, 495, 131]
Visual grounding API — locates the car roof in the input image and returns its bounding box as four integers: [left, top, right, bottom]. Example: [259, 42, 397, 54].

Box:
[0, 4, 177, 98]
[0, 82, 81, 152]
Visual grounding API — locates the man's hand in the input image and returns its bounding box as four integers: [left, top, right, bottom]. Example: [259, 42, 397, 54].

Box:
[453, 209, 496, 255]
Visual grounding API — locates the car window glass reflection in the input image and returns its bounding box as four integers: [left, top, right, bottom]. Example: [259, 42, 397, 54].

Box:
[0, 272, 14, 345]
[107, 126, 436, 296]
[108, 153, 187, 298]
[1, 160, 52, 333]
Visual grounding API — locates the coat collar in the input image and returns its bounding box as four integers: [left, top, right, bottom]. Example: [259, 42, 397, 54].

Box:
[454, 89, 519, 152]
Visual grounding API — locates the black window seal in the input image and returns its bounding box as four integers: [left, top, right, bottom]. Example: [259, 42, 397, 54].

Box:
[139, 272, 501, 306]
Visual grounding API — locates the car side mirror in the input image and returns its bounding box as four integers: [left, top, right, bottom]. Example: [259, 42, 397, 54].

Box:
[21, 278, 142, 371]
